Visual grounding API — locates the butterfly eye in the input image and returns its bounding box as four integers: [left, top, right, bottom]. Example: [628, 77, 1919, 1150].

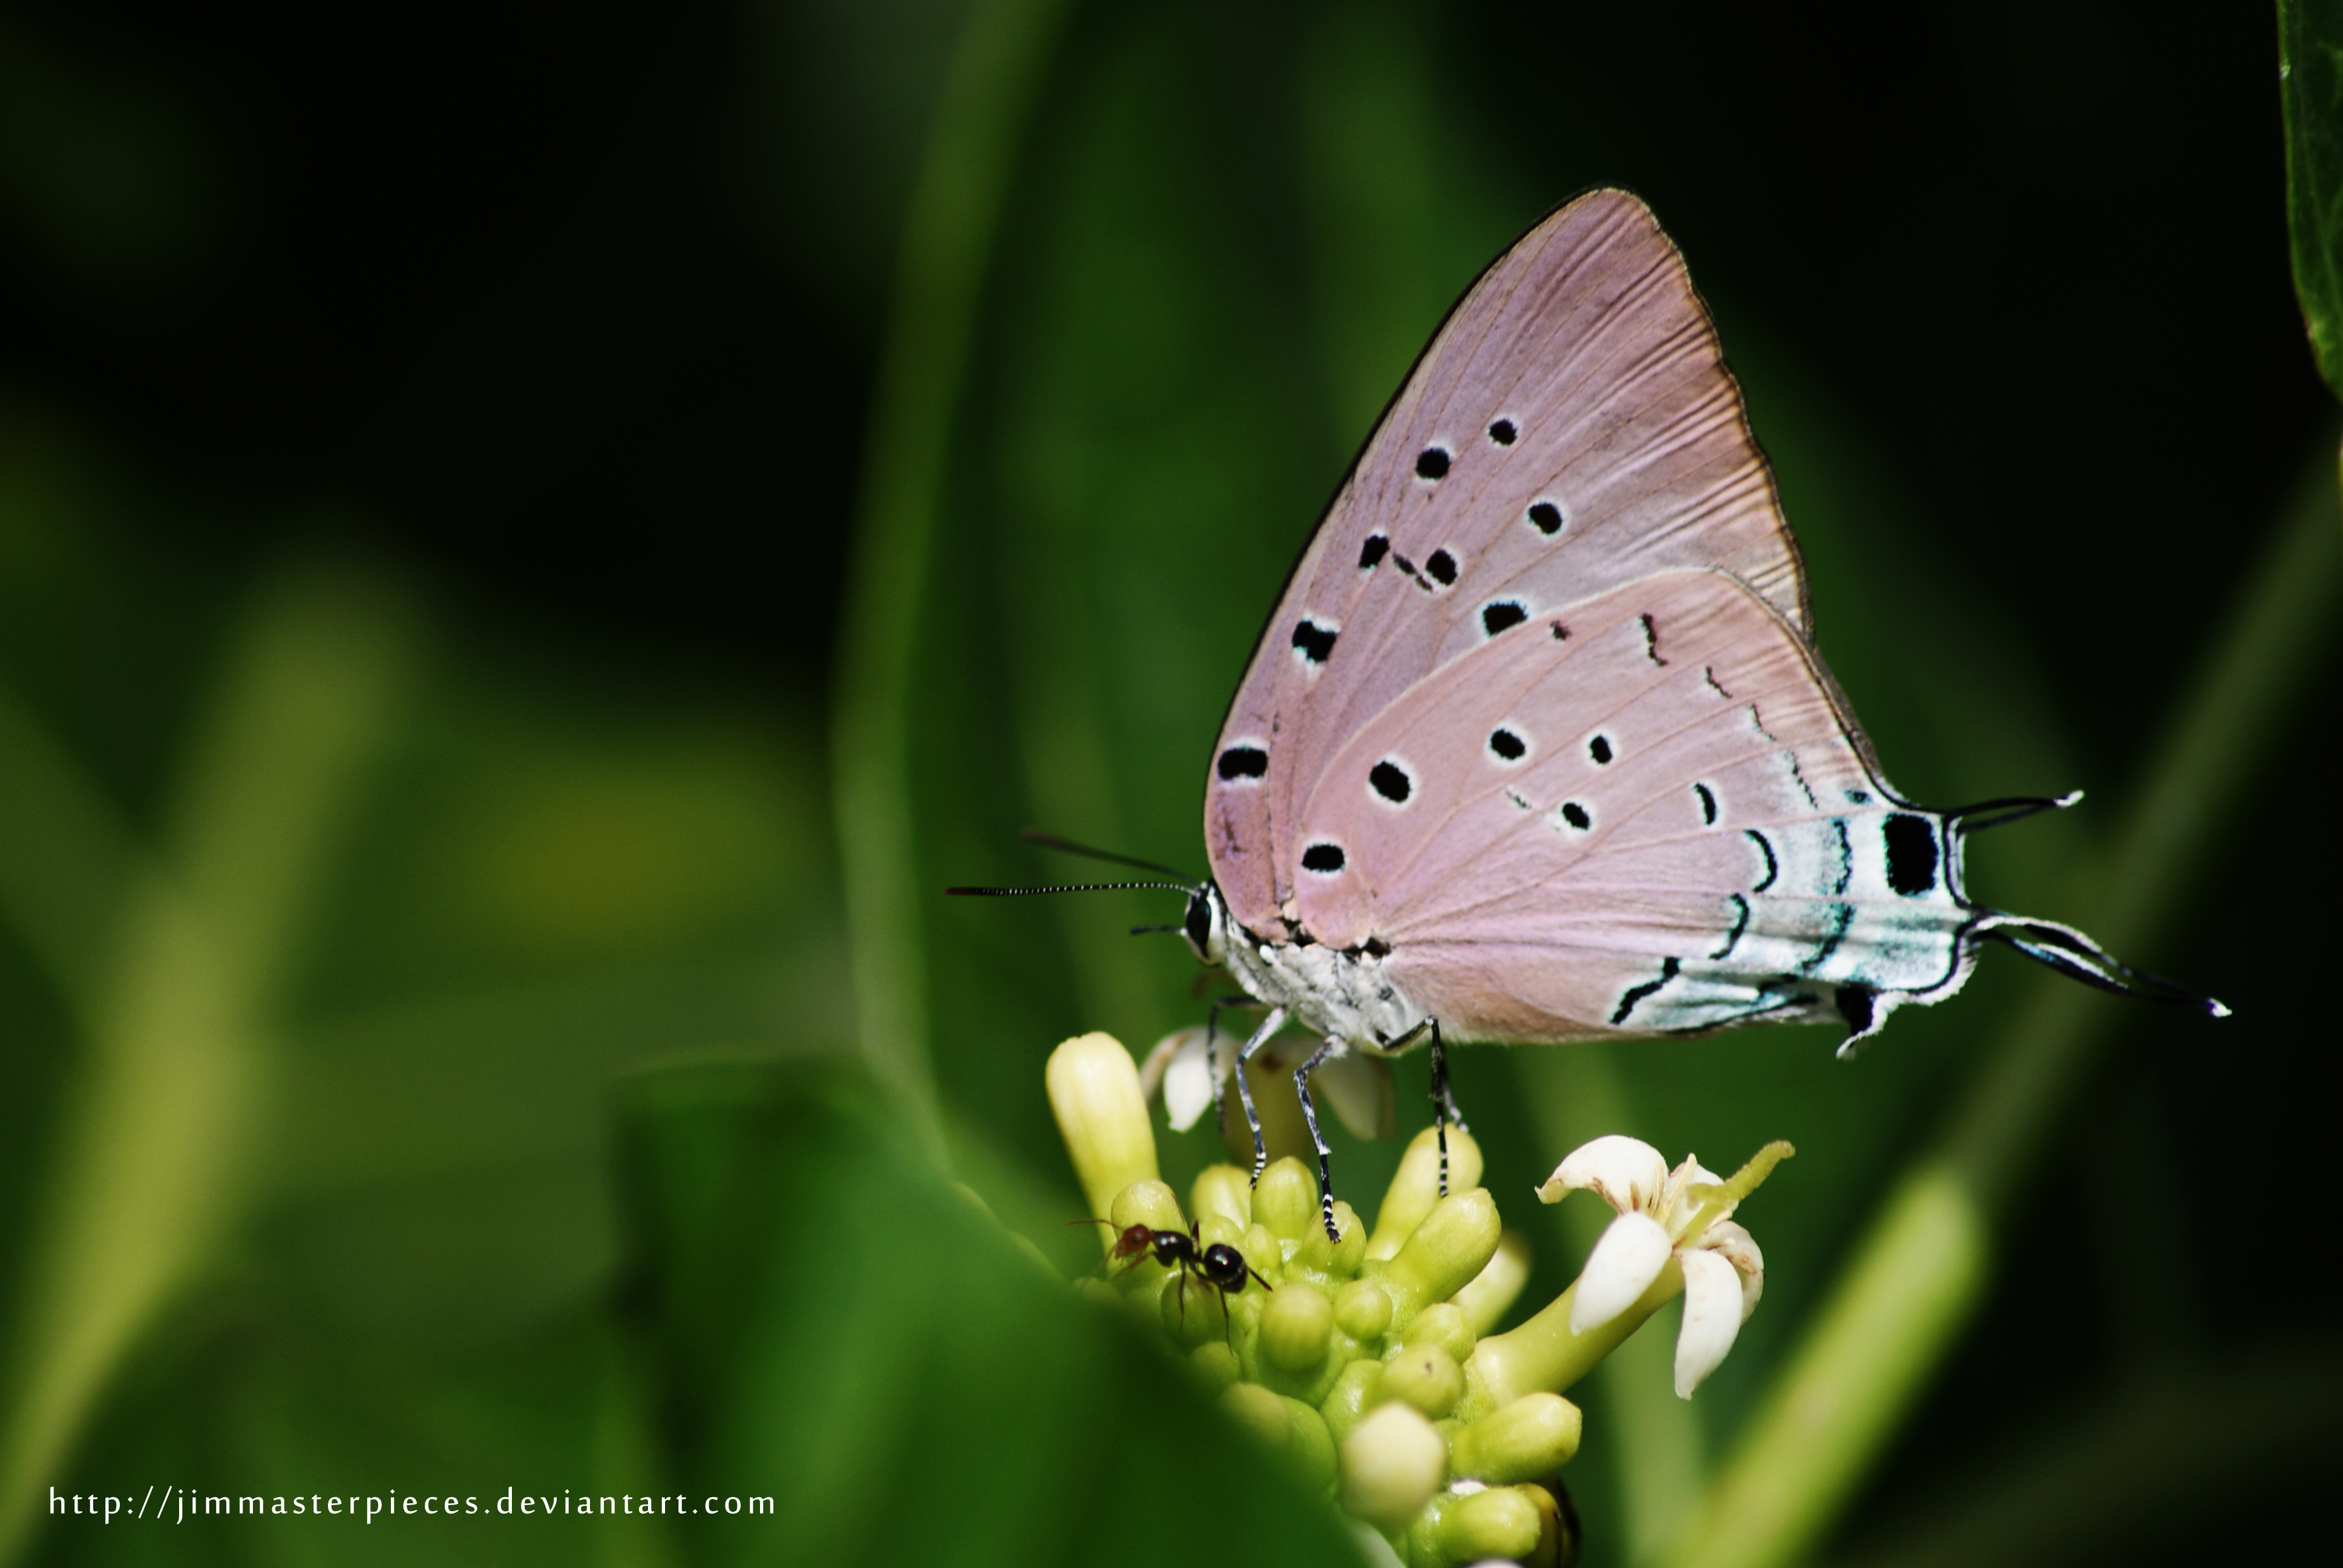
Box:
[1300, 842, 1346, 874]
[1414, 446, 1452, 480]
[1368, 760, 1413, 804]
[1526, 500, 1565, 537]
[1486, 419, 1518, 446]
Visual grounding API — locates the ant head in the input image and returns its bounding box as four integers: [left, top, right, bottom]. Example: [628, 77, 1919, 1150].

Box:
[1199, 1241, 1272, 1295]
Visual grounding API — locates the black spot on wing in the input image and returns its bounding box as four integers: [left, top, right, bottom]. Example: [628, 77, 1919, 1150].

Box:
[1559, 801, 1591, 831]
[1426, 549, 1458, 586]
[1610, 957, 1680, 1026]
[1846, 788, 1871, 805]
[1639, 613, 1668, 665]
[1835, 984, 1876, 1034]
[1217, 745, 1267, 781]
[1587, 734, 1613, 765]
[1884, 814, 1939, 895]
[1359, 534, 1389, 570]
[1293, 619, 1338, 664]
[1480, 600, 1527, 636]
[1301, 843, 1346, 874]
[1694, 782, 1718, 825]
[1487, 419, 1517, 446]
[1369, 760, 1412, 803]
[1830, 818, 1853, 896]
[1527, 500, 1564, 536]
[1746, 829, 1777, 891]
[1487, 728, 1526, 762]
[1549, 622, 1568, 641]
[1415, 446, 1451, 480]
[1711, 893, 1751, 959]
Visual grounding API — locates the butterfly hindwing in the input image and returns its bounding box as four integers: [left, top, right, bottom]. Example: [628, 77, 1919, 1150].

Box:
[1285, 570, 1971, 1042]
[1208, 189, 1807, 935]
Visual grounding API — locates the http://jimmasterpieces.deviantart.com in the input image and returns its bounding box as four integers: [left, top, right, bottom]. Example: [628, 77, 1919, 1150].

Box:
[51, 1486, 777, 1524]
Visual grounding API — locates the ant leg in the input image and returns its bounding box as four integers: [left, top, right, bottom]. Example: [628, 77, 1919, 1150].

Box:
[1293, 1037, 1344, 1242]
[1233, 1007, 1288, 1184]
[1429, 1019, 1460, 1198]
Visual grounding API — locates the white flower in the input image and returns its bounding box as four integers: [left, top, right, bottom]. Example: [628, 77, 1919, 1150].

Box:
[1137, 1025, 1395, 1140]
[1535, 1135, 1791, 1398]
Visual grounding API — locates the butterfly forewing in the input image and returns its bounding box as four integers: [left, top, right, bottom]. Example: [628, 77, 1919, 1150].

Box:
[1208, 189, 1809, 933]
[1283, 571, 1970, 1042]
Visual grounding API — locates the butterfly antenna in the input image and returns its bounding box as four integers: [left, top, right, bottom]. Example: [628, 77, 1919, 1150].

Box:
[1019, 828, 1198, 886]
[1945, 791, 2083, 835]
[945, 880, 1196, 898]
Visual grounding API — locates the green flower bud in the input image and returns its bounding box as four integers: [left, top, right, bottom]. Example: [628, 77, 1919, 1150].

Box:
[1191, 1163, 1254, 1232]
[1334, 1278, 1393, 1341]
[1293, 1199, 1367, 1279]
[1254, 1157, 1321, 1240]
[1109, 1178, 1185, 1240]
[1221, 1380, 1290, 1449]
[1404, 1302, 1475, 1363]
[1198, 1211, 1245, 1251]
[1455, 1229, 1533, 1334]
[1259, 1279, 1335, 1371]
[1319, 1357, 1384, 1445]
[1381, 1341, 1464, 1419]
[1240, 1223, 1280, 1281]
[1046, 1033, 1159, 1224]
[1280, 1396, 1337, 1491]
[1381, 1189, 1502, 1318]
[1365, 1126, 1484, 1261]
[1433, 1486, 1541, 1563]
[1339, 1401, 1446, 1532]
[1449, 1393, 1582, 1483]
[1518, 1481, 1573, 1568]
[1189, 1341, 1240, 1393]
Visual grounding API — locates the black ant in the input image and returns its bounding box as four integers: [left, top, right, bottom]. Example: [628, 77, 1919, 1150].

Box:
[1074, 1219, 1272, 1330]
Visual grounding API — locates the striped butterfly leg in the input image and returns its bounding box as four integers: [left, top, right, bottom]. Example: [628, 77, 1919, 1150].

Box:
[1428, 1019, 1466, 1198]
[1202, 993, 1259, 1131]
[1291, 1038, 1346, 1242]
[1233, 1007, 1290, 1184]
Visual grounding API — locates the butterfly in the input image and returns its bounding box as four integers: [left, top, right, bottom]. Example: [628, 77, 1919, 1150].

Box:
[963, 189, 2223, 1238]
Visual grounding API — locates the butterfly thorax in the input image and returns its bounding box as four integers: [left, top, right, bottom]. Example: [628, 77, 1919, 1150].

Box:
[1189, 880, 1429, 1055]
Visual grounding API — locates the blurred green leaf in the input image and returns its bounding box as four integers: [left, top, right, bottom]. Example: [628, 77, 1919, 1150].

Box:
[2281, 0, 2343, 398]
[614, 1058, 1359, 1567]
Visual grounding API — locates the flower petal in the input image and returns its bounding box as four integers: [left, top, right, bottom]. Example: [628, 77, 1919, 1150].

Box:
[1699, 1220, 1766, 1321]
[1674, 1246, 1745, 1397]
[1569, 1210, 1673, 1333]
[1536, 1134, 1669, 1215]
[1158, 1027, 1219, 1131]
[1316, 1050, 1398, 1141]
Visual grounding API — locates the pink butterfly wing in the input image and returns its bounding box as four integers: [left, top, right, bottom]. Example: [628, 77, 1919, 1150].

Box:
[1207, 189, 1807, 934]
[1282, 571, 1965, 1042]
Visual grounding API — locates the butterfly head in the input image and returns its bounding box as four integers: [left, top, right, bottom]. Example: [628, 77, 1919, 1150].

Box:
[1180, 881, 1229, 967]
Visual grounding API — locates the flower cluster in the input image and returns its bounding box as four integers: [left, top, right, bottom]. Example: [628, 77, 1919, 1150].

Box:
[1046, 1032, 1794, 1567]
